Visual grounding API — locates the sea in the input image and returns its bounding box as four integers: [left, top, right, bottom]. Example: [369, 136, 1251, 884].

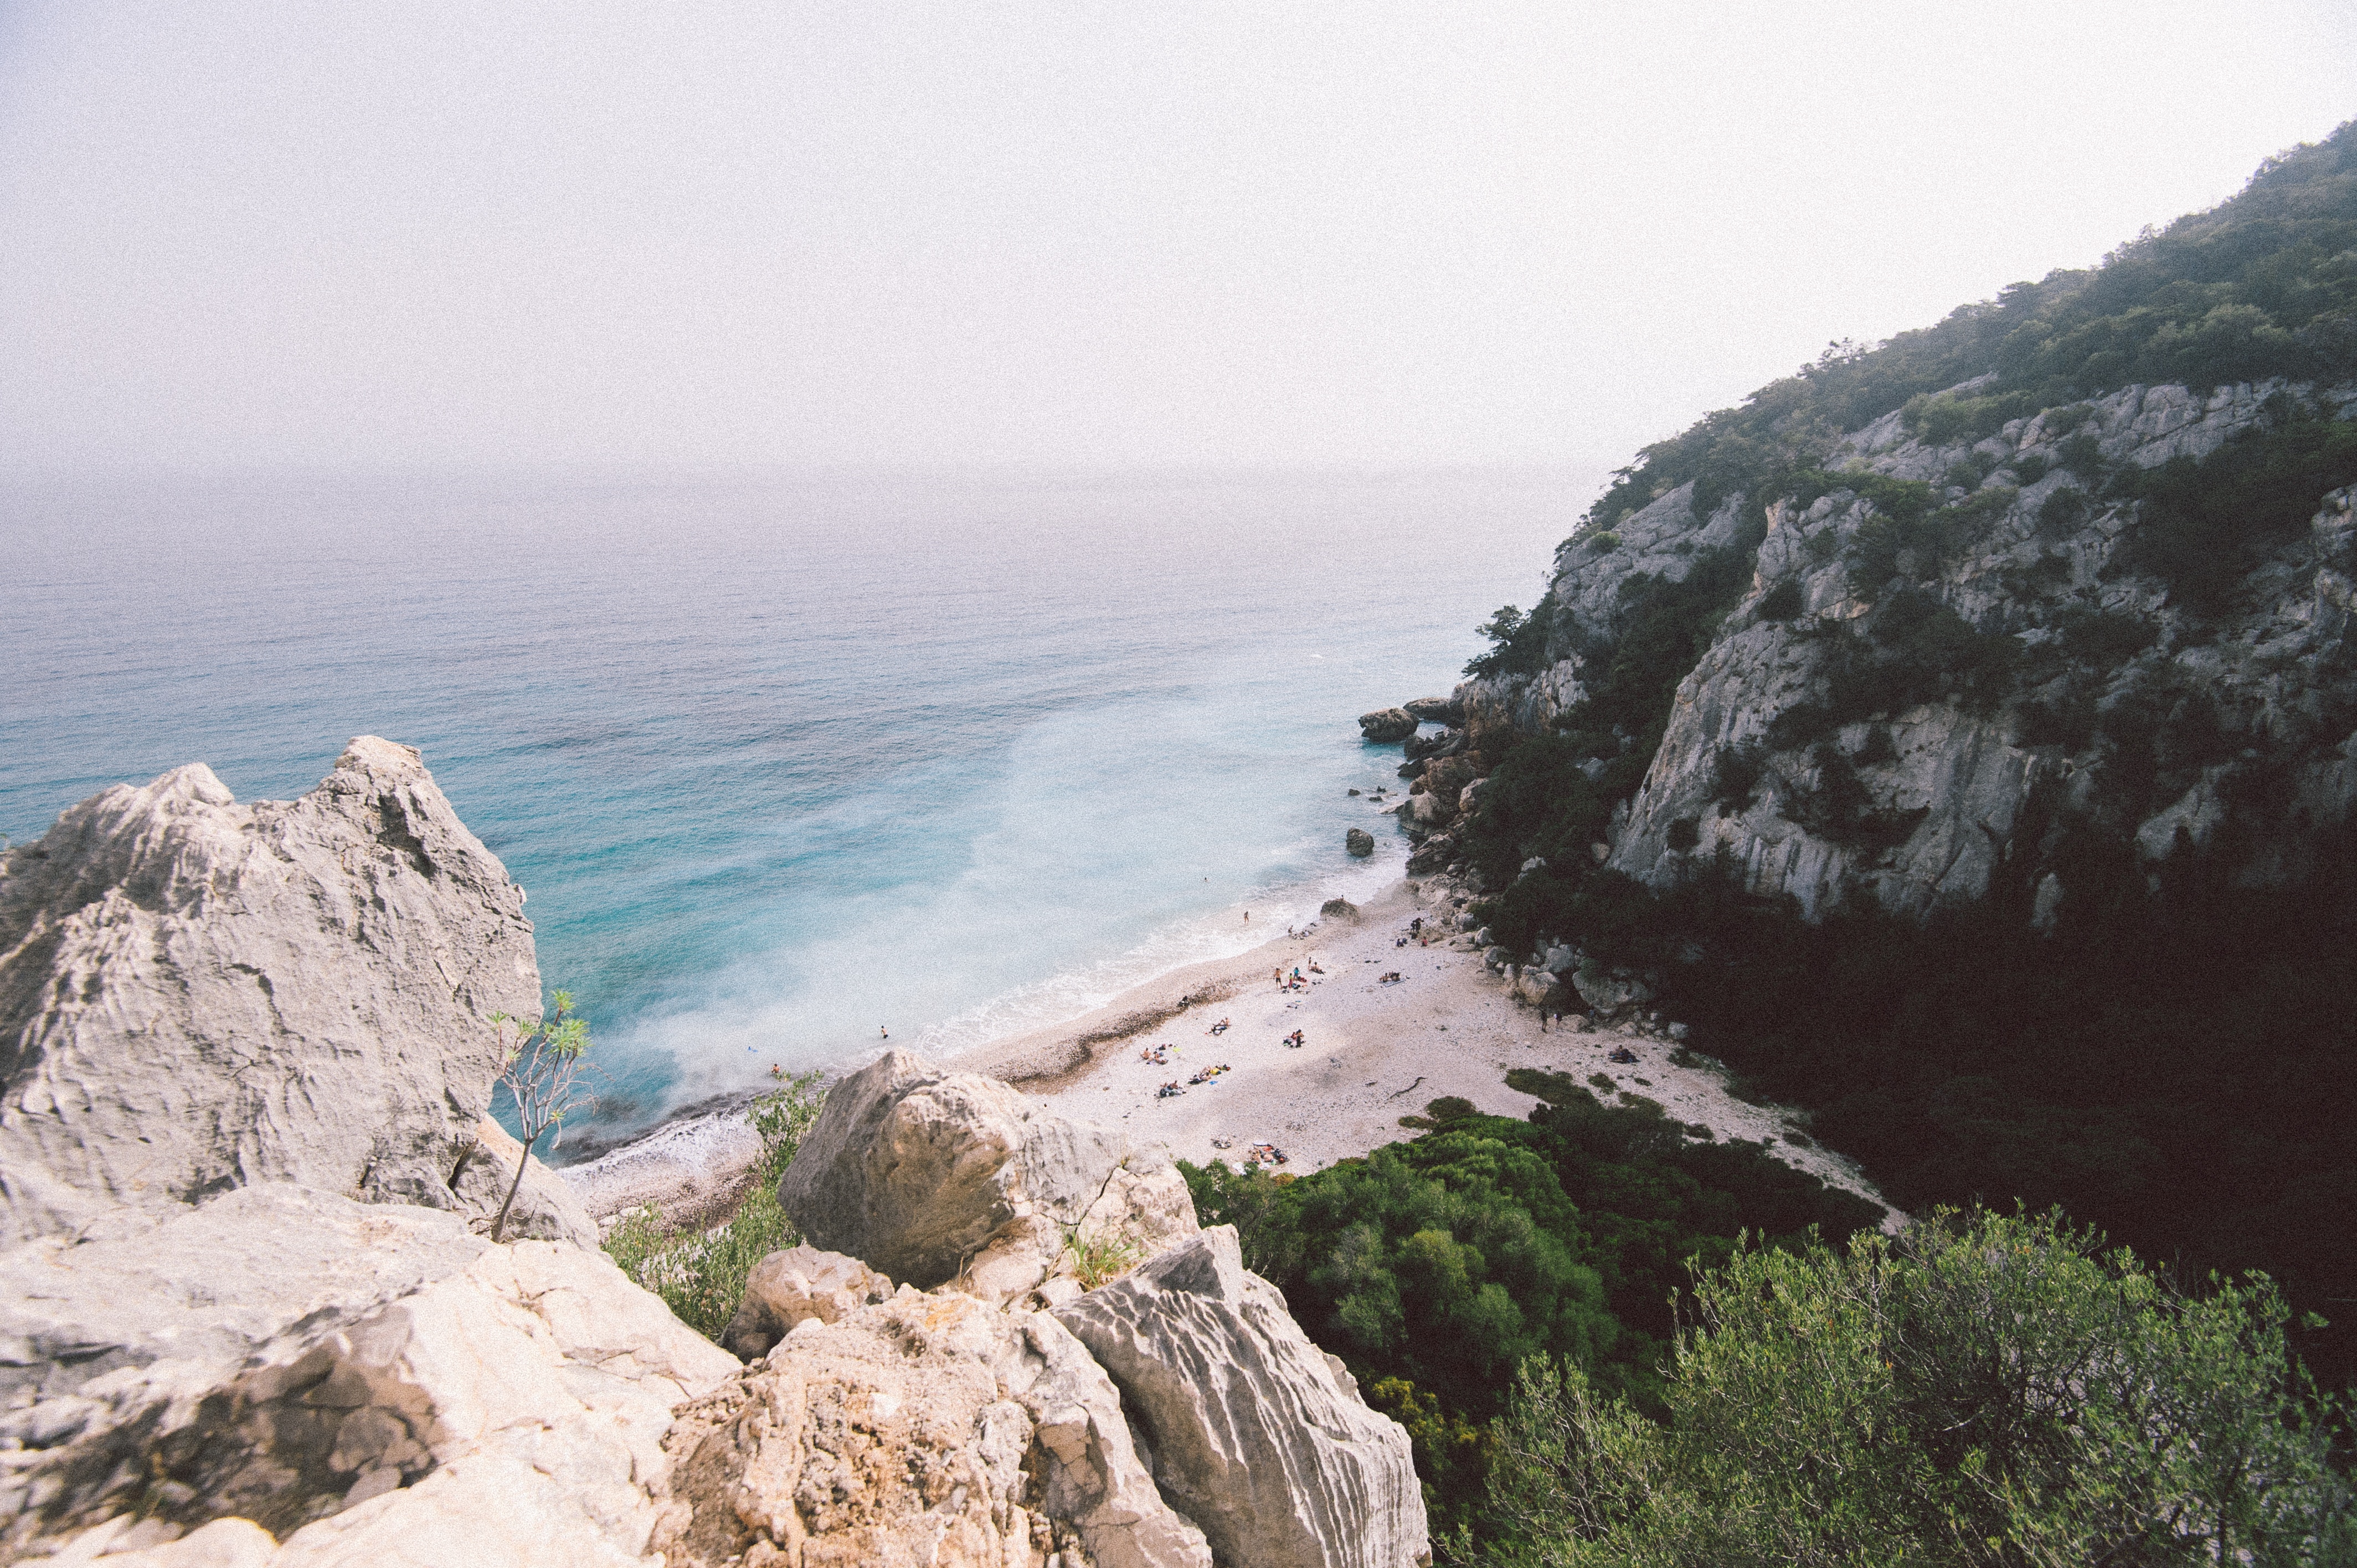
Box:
[0, 466, 1594, 1149]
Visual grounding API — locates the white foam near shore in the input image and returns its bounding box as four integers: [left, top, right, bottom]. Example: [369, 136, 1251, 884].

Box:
[569, 870, 1899, 1232]
[560, 1094, 764, 1224]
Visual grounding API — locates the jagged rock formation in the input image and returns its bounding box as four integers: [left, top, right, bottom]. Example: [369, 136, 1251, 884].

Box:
[723, 1057, 1427, 1566]
[2, 1184, 738, 1565]
[1355, 709, 1417, 742]
[0, 739, 594, 1246]
[1056, 1229, 1429, 1568]
[1412, 380, 2357, 917]
[779, 1050, 1198, 1306]
[657, 1286, 1212, 1568]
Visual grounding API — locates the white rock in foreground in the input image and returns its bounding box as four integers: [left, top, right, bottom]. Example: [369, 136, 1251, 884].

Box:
[2, 1184, 738, 1565]
[1056, 1227, 1431, 1568]
[719, 1241, 894, 1359]
[656, 1286, 1212, 1568]
[779, 1050, 1198, 1304]
[0, 737, 594, 1247]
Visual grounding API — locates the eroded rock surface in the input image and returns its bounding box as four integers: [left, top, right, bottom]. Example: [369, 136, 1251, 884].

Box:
[719, 1244, 895, 1360]
[2, 1183, 738, 1565]
[0, 738, 593, 1247]
[656, 1289, 1211, 1568]
[1056, 1228, 1430, 1568]
[778, 1051, 1197, 1305]
[1434, 381, 2357, 916]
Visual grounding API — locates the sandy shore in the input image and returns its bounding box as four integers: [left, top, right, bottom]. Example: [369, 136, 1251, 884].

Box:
[967, 877, 1894, 1220]
[566, 873, 1897, 1230]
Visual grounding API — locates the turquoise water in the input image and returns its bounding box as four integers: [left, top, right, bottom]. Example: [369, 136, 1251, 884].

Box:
[1, 467, 1587, 1143]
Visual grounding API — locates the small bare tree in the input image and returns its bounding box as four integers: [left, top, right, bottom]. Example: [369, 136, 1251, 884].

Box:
[488, 991, 593, 1242]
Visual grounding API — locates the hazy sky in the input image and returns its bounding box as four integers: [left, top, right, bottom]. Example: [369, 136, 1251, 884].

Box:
[2, 3, 2351, 476]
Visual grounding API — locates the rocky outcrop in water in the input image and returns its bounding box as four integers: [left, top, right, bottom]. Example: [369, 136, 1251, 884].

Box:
[0, 738, 593, 1246]
[1355, 709, 1418, 743]
[779, 1051, 1198, 1306]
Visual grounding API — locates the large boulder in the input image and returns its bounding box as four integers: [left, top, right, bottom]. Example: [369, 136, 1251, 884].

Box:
[1570, 963, 1656, 1017]
[0, 738, 594, 1247]
[1401, 697, 1462, 726]
[1419, 754, 1482, 807]
[1399, 728, 1459, 764]
[778, 1051, 1197, 1304]
[719, 1243, 893, 1360]
[1355, 709, 1417, 744]
[1344, 827, 1375, 858]
[1056, 1229, 1429, 1568]
[656, 1289, 1211, 1568]
[1, 1183, 739, 1565]
[1404, 835, 1456, 875]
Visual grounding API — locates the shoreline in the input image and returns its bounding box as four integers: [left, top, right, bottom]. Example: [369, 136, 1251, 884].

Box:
[564, 869, 1898, 1232]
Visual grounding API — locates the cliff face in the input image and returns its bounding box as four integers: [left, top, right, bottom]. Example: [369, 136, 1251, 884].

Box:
[0, 737, 594, 1245]
[1440, 379, 2357, 919]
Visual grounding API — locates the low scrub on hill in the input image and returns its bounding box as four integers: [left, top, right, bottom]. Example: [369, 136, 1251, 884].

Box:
[1181, 1086, 1880, 1550]
[1481, 1207, 2353, 1566]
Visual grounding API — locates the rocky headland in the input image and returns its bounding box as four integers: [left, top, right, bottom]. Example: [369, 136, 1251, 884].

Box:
[1, 743, 1431, 1566]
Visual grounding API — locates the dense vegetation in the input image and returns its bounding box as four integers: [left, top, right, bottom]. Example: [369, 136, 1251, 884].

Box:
[1182, 1084, 1881, 1548]
[1459, 821, 2357, 1397]
[1577, 120, 2356, 540]
[1483, 1208, 2353, 1565]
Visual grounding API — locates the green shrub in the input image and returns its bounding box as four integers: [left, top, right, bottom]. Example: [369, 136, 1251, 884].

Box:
[1754, 577, 1804, 621]
[1181, 1081, 1880, 1550]
[1664, 817, 1701, 852]
[2119, 406, 2357, 614]
[2036, 484, 2092, 534]
[1904, 387, 2044, 445]
[1708, 742, 1767, 812]
[603, 1072, 827, 1339]
[1480, 1208, 2354, 1566]
[1465, 603, 1556, 679]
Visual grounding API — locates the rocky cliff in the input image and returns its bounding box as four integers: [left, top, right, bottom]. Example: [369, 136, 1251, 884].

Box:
[0, 737, 592, 1246]
[1386, 125, 2357, 923]
[1424, 379, 2357, 917]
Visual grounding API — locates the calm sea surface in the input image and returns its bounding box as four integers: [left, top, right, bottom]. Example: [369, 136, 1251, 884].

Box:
[1, 467, 1590, 1146]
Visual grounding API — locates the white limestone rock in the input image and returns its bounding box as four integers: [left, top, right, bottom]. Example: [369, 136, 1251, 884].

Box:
[0, 737, 595, 1247]
[778, 1050, 1198, 1305]
[1054, 1227, 1430, 1568]
[655, 1288, 1212, 1568]
[1469, 380, 2357, 917]
[0, 1183, 738, 1565]
[719, 1243, 894, 1360]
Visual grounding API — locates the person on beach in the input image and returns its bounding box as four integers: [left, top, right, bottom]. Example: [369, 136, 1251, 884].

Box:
[879, 1025, 888, 1040]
